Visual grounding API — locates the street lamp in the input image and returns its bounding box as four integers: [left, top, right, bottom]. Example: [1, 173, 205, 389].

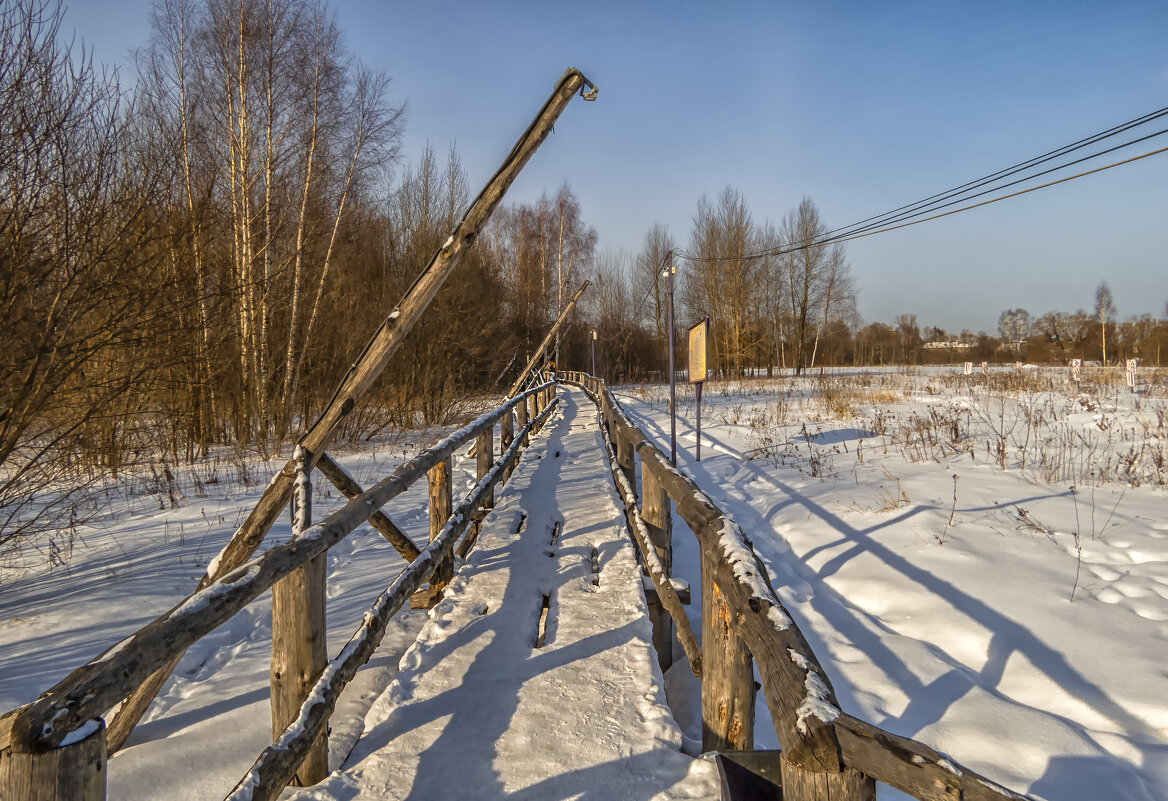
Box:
[663, 252, 677, 465]
[591, 329, 597, 375]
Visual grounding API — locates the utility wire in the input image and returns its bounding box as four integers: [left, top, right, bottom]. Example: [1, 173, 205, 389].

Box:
[818, 104, 1168, 243]
[747, 144, 1168, 258]
[677, 106, 1168, 264]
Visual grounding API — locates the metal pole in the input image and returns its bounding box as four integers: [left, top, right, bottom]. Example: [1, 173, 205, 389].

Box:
[664, 252, 677, 465]
[591, 329, 597, 376]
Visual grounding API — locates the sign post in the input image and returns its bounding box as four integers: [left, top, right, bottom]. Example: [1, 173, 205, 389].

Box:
[1126, 358, 1137, 393]
[1072, 358, 1082, 384]
[689, 318, 709, 461]
[664, 255, 677, 464]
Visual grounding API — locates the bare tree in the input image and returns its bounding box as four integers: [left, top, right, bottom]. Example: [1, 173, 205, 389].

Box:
[632, 223, 674, 341]
[777, 197, 851, 374]
[1095, 281, 1116, 366]
[0, 0, 165, 557]
[998, 308, 1032, 345]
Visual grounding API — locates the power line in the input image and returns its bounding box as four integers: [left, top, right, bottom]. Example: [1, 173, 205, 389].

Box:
[676, 104, 1168, 265]
[714, 143, 1168, 261]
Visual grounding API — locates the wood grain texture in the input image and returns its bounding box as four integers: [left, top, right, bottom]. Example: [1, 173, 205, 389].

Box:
[1, 718, 105, 801]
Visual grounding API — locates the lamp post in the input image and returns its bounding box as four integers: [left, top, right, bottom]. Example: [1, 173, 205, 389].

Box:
[663, 252, 677, 465]
[591, 329, 597, 375]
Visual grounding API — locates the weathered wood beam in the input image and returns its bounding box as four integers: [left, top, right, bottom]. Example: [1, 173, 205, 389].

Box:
[269, 447, 327, 787]
[833, 714, 1030, 801]
[105, 67, 596, 752]
[315, 452, 421, 562]
[591, 389, 702, 678]
[223, 399, 558, 801]
[505, 280, 591, 398]
[9, 388, 548, 751]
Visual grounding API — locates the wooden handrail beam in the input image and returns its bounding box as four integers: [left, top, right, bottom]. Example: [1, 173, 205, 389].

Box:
[7, 386, 550, 751]
[224, 399, 559, 801]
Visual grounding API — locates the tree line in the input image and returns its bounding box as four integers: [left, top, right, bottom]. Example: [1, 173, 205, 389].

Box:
[4, 0, 1166, 556]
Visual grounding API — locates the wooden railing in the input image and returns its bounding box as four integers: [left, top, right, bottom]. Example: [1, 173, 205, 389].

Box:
[0, 382, 559, 801]
[564, 370, 1037, 801]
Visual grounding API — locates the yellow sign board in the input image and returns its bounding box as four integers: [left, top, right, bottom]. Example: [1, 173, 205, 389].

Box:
[688, 319, 708, 383]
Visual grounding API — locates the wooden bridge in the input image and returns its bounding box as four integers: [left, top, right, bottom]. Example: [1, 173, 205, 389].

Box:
[1, 69, 1046, 801]
[1, 373, 1043, 801]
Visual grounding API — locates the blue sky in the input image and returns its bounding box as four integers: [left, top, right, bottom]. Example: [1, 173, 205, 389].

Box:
[63, 0, 1168, 333]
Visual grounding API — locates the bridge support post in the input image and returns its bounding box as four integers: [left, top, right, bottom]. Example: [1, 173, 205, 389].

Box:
[0, 718, 106, 801]
[642, 467, 673, 672]
[270, 445, 328, 787]
[517, 397, 529, 448]
[476, 426, 495, 514]
[500, 409, 515, 481]
[701, 547, 755, 753]
[429, 456, 454, 590]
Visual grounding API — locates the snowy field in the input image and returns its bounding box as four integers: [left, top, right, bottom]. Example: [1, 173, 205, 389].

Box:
[0, 366, 1165, 801]
[0, 416, 490, 799]
[616, 365, 1168, 801]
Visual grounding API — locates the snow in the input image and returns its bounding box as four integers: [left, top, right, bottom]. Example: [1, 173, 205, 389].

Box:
[614, 367, 1168, 801]
[283, 387, 717, 800]
[2, 366, 1165, 801]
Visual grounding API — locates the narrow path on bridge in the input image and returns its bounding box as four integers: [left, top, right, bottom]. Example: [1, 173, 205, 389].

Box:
[289, 386, 718, 801]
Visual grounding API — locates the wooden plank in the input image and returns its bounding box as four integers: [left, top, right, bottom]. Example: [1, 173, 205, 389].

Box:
[315, 452, 421, 561]
[1, 718, 105, 801]
[223, 396, 558, 801]
[269, 447, 327, 787]
[105, 67, 596, 753]
[10, 389, 546, 751]
[701, 543, 755, 752]
[833, 714, 1032, 801]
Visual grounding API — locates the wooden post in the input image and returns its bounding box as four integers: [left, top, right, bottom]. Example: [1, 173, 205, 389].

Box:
[476, 426, 495, 511]
[270, 446, 327, 787]
[517, 396, 529, 448]
[0, 719, 106, 801]
[500, 409, 515, 480]
[701, 545, 755, 752]
[642, 467, 674, 672]
[615, 430, 636, 494]
[782, 761, 875, 801]
[429, 457, 454, 591]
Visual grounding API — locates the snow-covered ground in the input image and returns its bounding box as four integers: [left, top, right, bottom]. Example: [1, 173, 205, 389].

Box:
[617, 366, 1168, 801]
[0, 423, 464, 799]
[2, 367, 1165, 801]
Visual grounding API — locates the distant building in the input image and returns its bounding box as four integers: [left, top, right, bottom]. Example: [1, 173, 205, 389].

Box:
[923, 340, 973, 350]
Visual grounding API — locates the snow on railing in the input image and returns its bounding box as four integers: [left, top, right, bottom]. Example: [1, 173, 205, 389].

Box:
[0, 382, 558, 801]
[564, 369, 1038, 801]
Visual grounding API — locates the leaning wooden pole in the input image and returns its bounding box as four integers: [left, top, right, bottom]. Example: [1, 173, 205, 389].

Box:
[505, 279, 591, 399]
[106, 67, 598, 754]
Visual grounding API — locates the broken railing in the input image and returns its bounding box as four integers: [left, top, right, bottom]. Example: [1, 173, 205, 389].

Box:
[565, 370, 1038, 801]
[0, 383, 560, 801]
